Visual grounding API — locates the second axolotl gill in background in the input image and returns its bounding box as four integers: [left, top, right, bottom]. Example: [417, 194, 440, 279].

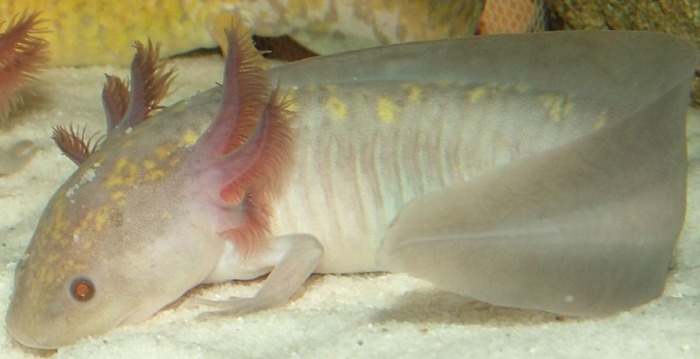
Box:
[0, 12, 48, 176]
[0, 0, 545, 66]
[5, 28, 697, 349]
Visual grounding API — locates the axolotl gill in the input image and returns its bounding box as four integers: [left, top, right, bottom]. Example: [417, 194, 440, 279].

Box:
[0, 12, 48, 176]
[5, 27, 697, 349]
[0, 0, 543, 67]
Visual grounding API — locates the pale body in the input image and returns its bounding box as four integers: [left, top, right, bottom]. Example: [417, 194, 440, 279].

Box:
[101, 79, 585, 282]
[265, 81, 600, 274]
[6, 31, 697, 349]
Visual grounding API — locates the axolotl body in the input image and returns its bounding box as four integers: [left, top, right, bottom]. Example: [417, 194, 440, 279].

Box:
[0, 0, 542, 66]
[6, 29, 697, 349]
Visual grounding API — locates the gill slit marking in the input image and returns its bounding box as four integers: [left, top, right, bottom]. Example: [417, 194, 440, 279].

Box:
[396, 124, 409, 208]
[417, 121, 430, 195]
[435, 108, 450, 188]
[349, 131, 365, 234]
[326, 133, 342, 235]
[308, 119, 330, 231]
[366, 130, 383, 231]
[353, 134, 379, 230]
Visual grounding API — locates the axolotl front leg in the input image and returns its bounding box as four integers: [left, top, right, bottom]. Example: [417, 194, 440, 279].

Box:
[194, 233, 323, 317]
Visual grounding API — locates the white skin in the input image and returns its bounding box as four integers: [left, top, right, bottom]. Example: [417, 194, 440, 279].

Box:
[6, 30, 696, 349]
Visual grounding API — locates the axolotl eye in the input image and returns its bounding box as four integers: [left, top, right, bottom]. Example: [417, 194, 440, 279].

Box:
[69, 277, 95, 302]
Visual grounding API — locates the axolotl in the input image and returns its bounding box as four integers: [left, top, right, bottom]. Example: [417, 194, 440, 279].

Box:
[0, 0, 542, 67]
[6, 28, 697, 349]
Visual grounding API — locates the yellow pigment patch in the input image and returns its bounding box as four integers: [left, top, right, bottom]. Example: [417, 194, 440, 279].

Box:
[514, 84, 530, 93]
[285, 91, 299, 112]
[143, 160, 156, 170]
[155, 143, 178, 160]
[87, 206, 119, 235]
[103, 157, 139, 188]
[304, 84, 318, 93]
[118, 138, 135, 150]
[53, 258, 88, 283]
[141, 159, 167, 181]
[467, 85, 489, 103]
[160, 210, 173, 220]
[44, 199, 70, 236]
[43, 252, 61, 266]
[144, 169, 166, 182]
[179, 128, 199, 147]
[168, 154, 183, 168]
[93, 207, 107, 233]
[110, 190, 126, 203]
[170, 100, 188, 112]
[538, 94, 575, 122]
[104, 155, 172, 188]
[402, 83, 422, 102]
[377, 98, 400, 124]
[593, 109, 609, 130]
[324, 97, 347, 121]
[75, 211, 94, 234]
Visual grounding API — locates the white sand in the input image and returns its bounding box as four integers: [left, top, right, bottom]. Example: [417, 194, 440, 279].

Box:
[0, 53, 699, 358]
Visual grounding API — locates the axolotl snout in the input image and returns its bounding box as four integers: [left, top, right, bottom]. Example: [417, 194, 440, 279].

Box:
[6, 28, 696, 349]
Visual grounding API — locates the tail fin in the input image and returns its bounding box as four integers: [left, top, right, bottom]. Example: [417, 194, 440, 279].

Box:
[378, 31, 695, 317]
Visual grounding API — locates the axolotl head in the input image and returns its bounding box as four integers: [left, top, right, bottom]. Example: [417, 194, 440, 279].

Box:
[3, 42, 222, 348]
[6, 27, 290, 349]
[4, 88, 236, 349]
[5, 160, 222, 349]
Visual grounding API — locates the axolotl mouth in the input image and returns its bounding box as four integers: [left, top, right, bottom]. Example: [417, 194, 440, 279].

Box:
[6, 295, 165, 349]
